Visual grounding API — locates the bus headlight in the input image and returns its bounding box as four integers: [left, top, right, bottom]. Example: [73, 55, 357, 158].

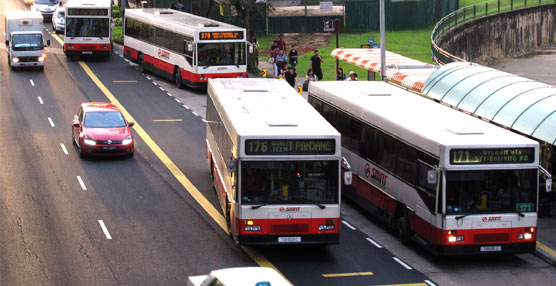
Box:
[244, 225, 261, 232]
[12, 57, 19, 63]
[200, 74, 208, 80]
[236, 74, 244, 78]
[448, 230, 464, 243]
[518, 228, 534, 240]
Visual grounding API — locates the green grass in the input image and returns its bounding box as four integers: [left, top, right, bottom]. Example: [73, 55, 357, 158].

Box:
[258, 28, 434, 81]
[459, 0, 485, 8]
[113, 26, 122, 43]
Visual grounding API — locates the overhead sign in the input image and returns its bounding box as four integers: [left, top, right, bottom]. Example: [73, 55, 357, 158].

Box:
[320, 1, 333, 12]
[245, 139, 336, 155]
[199, 31, 244, 40]
[450, 148, 535, 165]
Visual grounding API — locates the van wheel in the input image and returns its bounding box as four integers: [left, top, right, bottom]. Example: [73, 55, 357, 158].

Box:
[174, 67, 183, 88]
[397, 214, 412, 245]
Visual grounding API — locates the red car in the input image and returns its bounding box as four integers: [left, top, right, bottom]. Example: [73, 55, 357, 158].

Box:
[72, 102, 135, 157]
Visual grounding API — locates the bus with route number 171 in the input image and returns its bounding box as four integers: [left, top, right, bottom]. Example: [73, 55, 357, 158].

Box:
[206, 78, 351, 245]
[63, 0, 112, 56]
[124, 9, 248, 89]
[308, 81, 552, 255]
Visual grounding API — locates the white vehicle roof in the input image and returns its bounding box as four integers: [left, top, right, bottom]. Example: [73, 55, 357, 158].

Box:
[189, 267, 292, 286]
[208, 78, 340, 138]
[65, 0, 111, 9]
[309, 81, 538, 157]
[4, 11, 43, 20]
[125, 8, 245, 38]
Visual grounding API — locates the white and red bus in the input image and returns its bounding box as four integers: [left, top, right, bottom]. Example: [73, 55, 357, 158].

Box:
[124, 9, 247, 89]
[63, 0, 112, 56]
[308, 81, 552, 255]
[206, 78, 349, 245]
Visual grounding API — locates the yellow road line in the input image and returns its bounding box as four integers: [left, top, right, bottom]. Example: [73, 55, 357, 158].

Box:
[76, 61, 287, 282]
[153, 119, 183, 122]
[50, 33, 64, 46]
[322, 272, 374, 278]
[113, 80, 138, 83]
[537, 241, 556, 258]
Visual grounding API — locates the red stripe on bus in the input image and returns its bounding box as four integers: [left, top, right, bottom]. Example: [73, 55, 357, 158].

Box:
[124, 46, 139, 60]
[143, 53, 174, 74]
[64, 43, 111, 51]
[237, 218, 340, 236]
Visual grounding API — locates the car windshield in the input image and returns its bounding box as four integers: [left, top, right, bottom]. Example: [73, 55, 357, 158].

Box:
[197, 42, 245, 67]
[12, 34, 43, 50]
[445, 169, 537, 215]
[241, 160, 339, 205]
[84, 112, 126, 128]
[35, 0, 58, 4]
[66, 18, 109, 38]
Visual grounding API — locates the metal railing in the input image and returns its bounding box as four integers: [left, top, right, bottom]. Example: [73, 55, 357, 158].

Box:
[431, 0, 556, 64]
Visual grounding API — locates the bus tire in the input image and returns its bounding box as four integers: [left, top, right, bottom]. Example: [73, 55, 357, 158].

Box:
[138, 54, 145, 73]
[174, 67, 183, 88]
[397, 214, 412, 245]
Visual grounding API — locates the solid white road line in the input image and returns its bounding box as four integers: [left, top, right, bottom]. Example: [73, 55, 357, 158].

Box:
[47, 117, 55, 127]
[182, 104, 189, 110]
[159, 86, 165, 91]
[201, 118, 207, 123]
[425, 280, 437, 286]
[365, 237, 383, 248]
[192, 112, 199, 117]
[341, 220, 356, 230]
[153, 82, 158, 86]
[60, 143, 68, 155]
[393, 257, 413, 270]
[30, 79, 35, 86]
[174, 98, 181, 103]
[37, 96, 43, 104]
[76, 176, 87, 190]
[98, 220, 112, 240]
[166, 92, 173, 97]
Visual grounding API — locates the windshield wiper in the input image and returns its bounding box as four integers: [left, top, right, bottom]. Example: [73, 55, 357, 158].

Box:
[455, 210, 482, 220]
[315, 203, 326, 209]
[202, 65, 209, 69]
[251, 203, 269, 210]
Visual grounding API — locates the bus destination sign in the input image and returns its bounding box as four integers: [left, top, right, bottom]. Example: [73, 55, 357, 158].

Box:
[245, 139, 335, 155]
[67, 9, 109, 16]
[450, 148, 535, 165]
[199, 31, 243, 40]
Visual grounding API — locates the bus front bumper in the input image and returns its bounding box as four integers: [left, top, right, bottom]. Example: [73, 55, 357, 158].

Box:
[237, 233, 339, 245]
[431, 242, 536, 256]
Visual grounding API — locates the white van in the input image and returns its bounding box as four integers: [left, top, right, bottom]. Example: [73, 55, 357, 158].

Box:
[4, 11, 50, 71]
[31, 0, 60, 20]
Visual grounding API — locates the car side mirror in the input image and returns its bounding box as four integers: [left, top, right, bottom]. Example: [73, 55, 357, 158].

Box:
[72, 122, 80, 127]
[547, 179, 552, 193]
[5, 40, 8, 46]
[128, 121, 135, 127]
[47, 39, 51, 46]
[343, 171, 352, 185]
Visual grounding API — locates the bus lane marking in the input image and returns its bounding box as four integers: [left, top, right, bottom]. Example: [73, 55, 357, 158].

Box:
[76, 61, 287, 281]
[341, 220, 356, 230]
[424, 280, 437, 286]
[98, 220, 112, 239]
[393, 257, 413, 270]
[321, 272, 373, 278]
[76, 176, 87, 190]
[366, 237, 383, 248]
[30, 79, 35, 86]
[60, 143, 68, 155]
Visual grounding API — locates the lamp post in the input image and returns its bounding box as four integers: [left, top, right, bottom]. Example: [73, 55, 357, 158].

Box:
[380, 0, 386, 81]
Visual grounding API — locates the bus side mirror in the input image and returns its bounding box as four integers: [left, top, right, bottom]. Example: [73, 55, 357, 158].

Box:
[249, 45, 253, 54]
[427, 170, 438, 185]
[5, 40, 8, 46]
[547, 179, 552, 193]
[226, 156, 237, 172]
[343, 171, 352, 185]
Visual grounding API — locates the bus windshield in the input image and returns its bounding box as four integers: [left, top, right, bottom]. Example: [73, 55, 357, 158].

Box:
[66, 18, 109, 38]
[12, 34, 43, 50]
[241, 160, 339, 205]
[446, 169, 537, 215]
[197, 42, 245, 67]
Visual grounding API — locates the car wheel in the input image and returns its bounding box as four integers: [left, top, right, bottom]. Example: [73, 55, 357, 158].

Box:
[174, 67, 183, 88]
[127, 152, 134, 158]
[77, 142, 85, 158]
[72, 132, 76, 146]
[138, 54, 145, 73]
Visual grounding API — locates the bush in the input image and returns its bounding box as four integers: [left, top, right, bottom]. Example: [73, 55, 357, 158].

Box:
[113, 17, 122, 26]
[112, 5, 122, 18]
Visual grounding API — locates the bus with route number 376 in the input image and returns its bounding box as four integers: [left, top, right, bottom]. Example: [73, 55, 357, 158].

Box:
[206, 78, 352, 245]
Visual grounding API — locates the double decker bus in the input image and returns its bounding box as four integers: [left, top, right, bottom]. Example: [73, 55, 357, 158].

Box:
[63, 0, 112, 56]
[206, 79, 348, 245]
[124, 9, 247, 89]
[308, 81, 552, 255]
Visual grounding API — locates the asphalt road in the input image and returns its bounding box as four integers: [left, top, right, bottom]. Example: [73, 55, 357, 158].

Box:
[0, 1, 433, 285]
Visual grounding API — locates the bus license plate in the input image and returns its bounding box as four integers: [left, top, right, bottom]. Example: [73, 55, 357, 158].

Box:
[82, 51, 93, 55]
[278, 237, 301, 243]
[480, 246, 501, 252]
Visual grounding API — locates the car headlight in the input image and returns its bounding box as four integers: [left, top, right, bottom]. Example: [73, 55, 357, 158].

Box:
[38, 53, 46, 62]
[83, 136, 96, 146]
[12, 57, 19, 63]
[121, 136, 132, 145]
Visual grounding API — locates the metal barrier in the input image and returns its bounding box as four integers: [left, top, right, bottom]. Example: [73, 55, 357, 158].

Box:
[431, 0, 556, 64]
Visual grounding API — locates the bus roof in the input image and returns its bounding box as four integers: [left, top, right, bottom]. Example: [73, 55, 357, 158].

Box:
[208, 79, 340, 139]
[125, 9, 244, 34]
[65, 0, 112, 8]
[309, 81, 538, 156]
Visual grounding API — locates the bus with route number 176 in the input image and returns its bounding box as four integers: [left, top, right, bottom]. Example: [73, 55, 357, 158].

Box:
[206, 78, 351, 245]
[63, 0, 112, 56]
[124, 9, 248, 89]
[308, 81, 552, 255]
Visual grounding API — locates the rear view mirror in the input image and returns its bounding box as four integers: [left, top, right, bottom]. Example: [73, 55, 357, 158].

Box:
[128, 121, 135, 127]
[72, 122, 80, 127]
[547, 179, 552, 193]
[343, 171, 352, 185]
[5, 40, 8, 46]
[249, 45, 253, 54]
[427, 170, 438, 185]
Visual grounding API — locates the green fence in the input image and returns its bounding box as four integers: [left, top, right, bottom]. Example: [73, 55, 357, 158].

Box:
[431, 0, 556, 64]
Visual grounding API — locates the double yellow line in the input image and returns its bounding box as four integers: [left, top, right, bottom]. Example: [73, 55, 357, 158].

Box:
[49, 33, 284, 279]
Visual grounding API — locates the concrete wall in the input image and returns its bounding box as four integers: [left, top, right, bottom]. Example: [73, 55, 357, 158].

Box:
[437, 5, 556, 65]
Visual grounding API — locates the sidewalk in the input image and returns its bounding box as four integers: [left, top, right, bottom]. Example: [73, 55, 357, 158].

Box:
[536, 202, 556, 266]
[249, 58, 307, 97]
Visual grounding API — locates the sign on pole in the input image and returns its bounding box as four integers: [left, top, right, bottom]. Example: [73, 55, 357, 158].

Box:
[368, 37, 374, 44]
[320, 1, 333, 12]
[323, 20, 335, 32]
[261, 69, 267, 77]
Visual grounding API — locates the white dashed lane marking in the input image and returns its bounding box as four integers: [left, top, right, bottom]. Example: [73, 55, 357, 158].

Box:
[60, 143, 68, 155]
[76, 176, 87, 190]
[37, 96, 43, 104]
[98, 220, 112, 240]
[393, 257, 413, 270]
[48, 117, 55, 127]
[365, 237, 383, 249]
[30, 79, 35, 86]
[341, 220, 356, 230]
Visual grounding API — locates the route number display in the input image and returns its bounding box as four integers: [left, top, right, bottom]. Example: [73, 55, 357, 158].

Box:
[450, 148, 535, 165]
[199, 31, 243, 40]
[67, 9, 108, 16]
[245, 139, 335, 155]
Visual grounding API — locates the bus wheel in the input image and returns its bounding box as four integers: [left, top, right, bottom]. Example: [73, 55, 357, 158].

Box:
[138, 54, 145, 73]
[174, 67, 183, 88]
[396, 214, 412, 245]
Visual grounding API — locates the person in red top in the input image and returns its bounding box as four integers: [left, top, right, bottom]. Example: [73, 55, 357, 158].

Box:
[277, 34, 286, 51]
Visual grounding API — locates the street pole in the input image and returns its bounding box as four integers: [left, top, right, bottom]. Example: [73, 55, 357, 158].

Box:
[336, 19, 339, 74]
[380, 0, 386, 81]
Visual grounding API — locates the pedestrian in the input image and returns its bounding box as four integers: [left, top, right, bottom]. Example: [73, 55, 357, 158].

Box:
[347, 71, 358, 81]
[285, 67, 297, 88]
[303, 69, 317, 91]
[310, 50, 323, 81]
[170, 2, 177, 10]
[278, 64, 288, 79]
[177, 0, 184, 11]
[277, 34, 286, 51]
[275, 49, 287, 74]
[336, 67, 347, 81]
[288, 45, 298, 69]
